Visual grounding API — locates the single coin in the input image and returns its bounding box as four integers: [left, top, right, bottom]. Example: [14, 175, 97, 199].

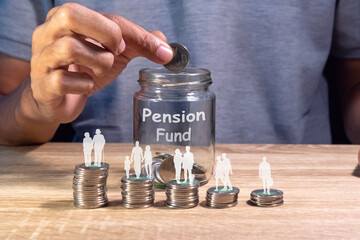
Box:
[163, 43, 190, 72]
[250, 189, 283, 198]
[75, 162, 109, 171]
[207, 187, 240, 195]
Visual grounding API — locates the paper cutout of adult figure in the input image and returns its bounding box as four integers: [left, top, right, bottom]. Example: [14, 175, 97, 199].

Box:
[93, 129, 106, 167]
[173, 149, 183, 183]
[124, 155, 131, 178]
[214, 156, 225, 191]
[83, 132, 93, 167]
[143, 145, 152, 178]
[222, 153, 233, 191]
[183, 146, 194, 183]
[259, 156, 273, 194]
[131, 141, 143, 178]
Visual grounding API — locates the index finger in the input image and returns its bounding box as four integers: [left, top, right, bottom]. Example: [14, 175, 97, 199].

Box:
[103, 13, 173, 64]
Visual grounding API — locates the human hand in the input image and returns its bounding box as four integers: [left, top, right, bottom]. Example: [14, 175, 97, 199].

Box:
[30, 3, 173, 124]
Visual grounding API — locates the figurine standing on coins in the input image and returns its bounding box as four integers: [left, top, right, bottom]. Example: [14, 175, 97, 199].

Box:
[183, 146, 194, 183]
[259, 156, 273, 194]
[131, 141, 144, 178]
[249, 157, 284, 207]
[206, 153, 239, 208]
[143, 145, 153, 178]
[222, 153, 233, 191]
[82, 132, 93, 167]
[214, 156, 224, 191]
[93, 129, 106, 167]
[124, 156, 131, 178]
[173, 149, 183, 184]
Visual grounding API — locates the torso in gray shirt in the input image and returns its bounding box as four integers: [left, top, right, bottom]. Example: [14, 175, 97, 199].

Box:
[0, 0, 359, 143]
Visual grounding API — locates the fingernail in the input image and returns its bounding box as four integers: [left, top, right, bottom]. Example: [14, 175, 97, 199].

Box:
[156, 44, 173, 62]
[117, 39, 126, 55]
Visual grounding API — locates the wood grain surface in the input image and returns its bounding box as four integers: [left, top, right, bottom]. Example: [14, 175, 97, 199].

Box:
[0, 143, 359, 240]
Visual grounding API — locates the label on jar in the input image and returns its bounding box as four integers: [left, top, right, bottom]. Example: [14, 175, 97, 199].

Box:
[134, 99, 215, 146]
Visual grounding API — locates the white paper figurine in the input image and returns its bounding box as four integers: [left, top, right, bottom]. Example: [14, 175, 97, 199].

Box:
[183, 146, 194, 183]
[173, 149, 183, 183]
[214, 156, 224, 191]
[189, 171, 195, 184]
[144, 145, 152, 178]
[222, 153, 233, 191]
[124, 156, 131, 178]
[131, 141, 143, 178]
[83, 132, 93, 167]
[93, 129, 106, 167]
[259, 156, 273, 194]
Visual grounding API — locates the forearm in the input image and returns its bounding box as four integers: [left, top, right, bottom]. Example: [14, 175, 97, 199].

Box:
[0, 79, 59, 145]
[343, 91, 360, 143]
[338, 58, 360, 143]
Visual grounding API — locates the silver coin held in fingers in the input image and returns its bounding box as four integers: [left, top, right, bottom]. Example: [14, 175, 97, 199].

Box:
[164, 43, 190, 72]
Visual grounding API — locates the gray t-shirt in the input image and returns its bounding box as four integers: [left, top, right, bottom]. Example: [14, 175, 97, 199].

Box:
[0, 0, 360, 144]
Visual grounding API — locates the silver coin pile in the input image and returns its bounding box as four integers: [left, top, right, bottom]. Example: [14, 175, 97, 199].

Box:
[250, 189, 284, 207]
[164, 43, 190, 72]
[121, 175, 155, 208]
[206, 187, 240, 208]
[165, 179, 199, 208]
[73, 163, 109, 209]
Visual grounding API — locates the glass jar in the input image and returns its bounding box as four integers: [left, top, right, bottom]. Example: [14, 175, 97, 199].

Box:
[134, 67, 215, 186]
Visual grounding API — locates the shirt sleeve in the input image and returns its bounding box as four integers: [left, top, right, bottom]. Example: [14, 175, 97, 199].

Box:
[331, 0, 360, 58]
[0, 0, 53, 61]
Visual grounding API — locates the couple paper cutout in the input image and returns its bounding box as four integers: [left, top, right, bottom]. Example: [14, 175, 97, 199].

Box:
[124, 141, 152, 178]
[173, 146, 195, 184]
[259, 156, 273, 194]
[214, 153, 233, 191]
[82, 129, 106, 167]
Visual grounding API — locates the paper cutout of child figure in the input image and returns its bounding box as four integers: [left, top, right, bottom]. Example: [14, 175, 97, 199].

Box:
[259, 156, 273, 194]
[124, 156, 131, 178]
[143, 145, 152, 178]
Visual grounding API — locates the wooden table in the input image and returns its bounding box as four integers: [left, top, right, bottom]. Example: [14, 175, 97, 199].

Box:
[0, 143, 359, 240]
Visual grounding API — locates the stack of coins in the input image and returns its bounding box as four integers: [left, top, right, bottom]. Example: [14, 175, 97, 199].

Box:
[206, 187, 240, 208]
[165, 179, 199, 208]
[250, 189, 284, 207]
[121, 175, 155, 208]
[73, 163, 109, 209]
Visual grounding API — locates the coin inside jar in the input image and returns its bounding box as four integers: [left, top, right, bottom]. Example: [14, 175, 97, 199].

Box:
[158, 155, 207, 186]
[163, 43, 190, 72]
